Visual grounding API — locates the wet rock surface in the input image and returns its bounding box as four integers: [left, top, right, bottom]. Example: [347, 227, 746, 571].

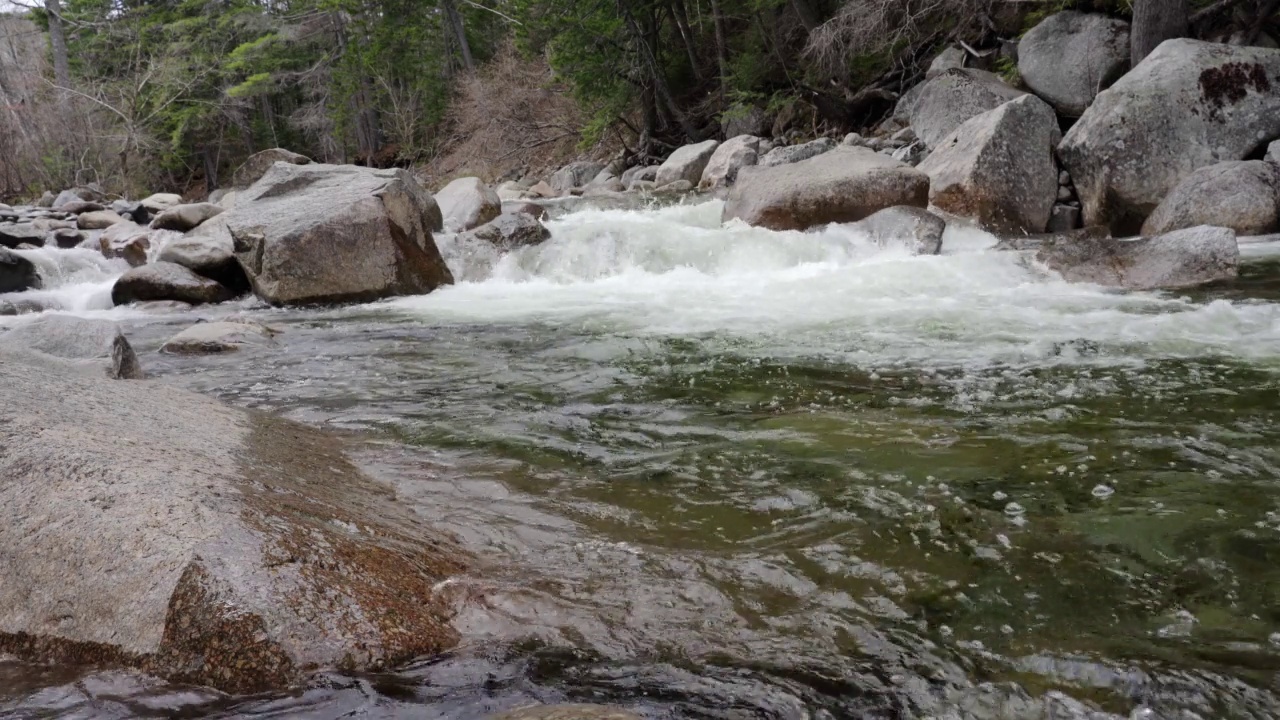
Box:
[1035, 224, 1239, 289]
[1, 315, 143, 379]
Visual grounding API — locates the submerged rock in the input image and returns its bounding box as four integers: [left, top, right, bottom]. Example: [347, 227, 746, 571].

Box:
[111, 261, 234, 306]
[435, 177, 502, 232]
[0, 350, 465, 692]
[1141, 160, 1280, 236]
[0, 315, 143, 379]
[226, 163, 453, 306]
[850, 206, 946, 255]
[0, 247, 40, 293]
[160, 319, 277, 354]
[461, 212, 550, 250]
[1035, 225, 1238, 289]
[918, 95, 1061, 234]
[655, 139, 720, 187]
[724, 146, 930, 231]
[1018, 11, 1130, 116]
[1059, 39, 1280, 232]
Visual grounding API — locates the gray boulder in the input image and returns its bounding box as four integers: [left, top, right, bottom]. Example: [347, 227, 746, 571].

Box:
[699, 135, 760, 190]
[52, 187, 102, 209]
[1035, 225, 1238, 289]
[0, 222, 47, 249]
[0, 247, 40, 293]
[1059, 39, 1280, 233]
[111, 261, 234, 306]
[435, 177, 502, 232]
[157, 216, 250, 292]
[655, 139, 720, 187]
[723, 146, 930, 231]
[1019, 12, 1130, 117]
[98, 222, 151, 267]
[77, 210, 125, 230]
[910, 68, 1028, 149]
[918, 95, 1061, 234]
[56, 200, 105, 214]
[549, 161, 605, 194]
[160, 319, 277, 354]
[927, 46, 967, 79]
[722, 104, 771, 138]
[0, 351, 464, 692]
[37, 191, 55, 208]
[622, 166, 658, 190]
[758, 137, 836, 168]
[150, 202, 225, 232]
[0, 315, 142, 379]
[226, 163, 452, 305]
[850, 206, 947, 255]
[460, 212, 550, 251]
[1141, 160, 1280, 236]
[1266, 139, 1280, 164]
[52, 228, 83, 249]
[140, 193, 183, 212]
[230, 147, 310, 188]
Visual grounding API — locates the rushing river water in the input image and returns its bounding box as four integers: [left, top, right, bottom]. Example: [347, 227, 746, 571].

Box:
[4, 201, 1280, 719]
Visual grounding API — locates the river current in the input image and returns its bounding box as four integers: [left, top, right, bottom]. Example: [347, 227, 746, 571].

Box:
[3, 200, 1280, 718]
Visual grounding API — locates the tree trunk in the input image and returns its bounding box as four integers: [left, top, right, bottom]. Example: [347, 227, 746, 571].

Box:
[1131, 0, 1188, 66]
[442, 0, 475, 72]
[202, 146, 219, 191]
[670, 0, 703, 82]
[44, 0, 71, 89]
[709, 0, 729, 100]
[619, 1, 701, 141]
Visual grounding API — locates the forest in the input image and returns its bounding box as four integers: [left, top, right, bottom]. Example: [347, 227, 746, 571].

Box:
[0, 0, 1275, 198]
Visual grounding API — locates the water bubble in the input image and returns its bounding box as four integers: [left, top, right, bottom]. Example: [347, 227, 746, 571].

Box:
[992, 490, 1008, 501]
[1091, 484, 1115, 499]
[1004, 502, 1025, 517]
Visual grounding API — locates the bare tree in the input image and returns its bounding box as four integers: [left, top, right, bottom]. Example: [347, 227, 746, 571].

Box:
[43, 0, 70, 89]
[1131, 0, 1188, 66]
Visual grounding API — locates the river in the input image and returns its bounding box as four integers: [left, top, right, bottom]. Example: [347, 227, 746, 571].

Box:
[3, 200, 1280, 718]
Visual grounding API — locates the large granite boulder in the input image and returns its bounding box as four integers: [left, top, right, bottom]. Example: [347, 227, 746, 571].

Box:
[1140, 160, 1280, 236]
[655, 139, 719, 187]
[723, 146, 930, 231]
[758, 137, 836, 168]
[0, 350, 465, 692]
[1059, 39, 1280, 233]
[917, 95, 1061, 234]
[150, 202, 225, 232]
[1, 315, 142, 379]
[1018, 12, 1130, 117]
[225, 163, 453, 305]
[230, 147, 311, 188]
[699, 135, 760, 190]
[850, 206, 947, 255]
[435, 177, 502, 232]
[111, 261, 235, 306]
[910, 68, 1027, 149]
[0, 247, 40, 293]
[549, 161, 606, 194]
[1035, 225, 1238, 290]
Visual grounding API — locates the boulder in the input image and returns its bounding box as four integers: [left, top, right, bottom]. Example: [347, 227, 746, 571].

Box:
[655, 140, 720, 187]
[98, 222, 151, 268]
[722, 104, 771, 138]
[758, 137, 836, 168]
[0, 315, 142, 379]
[52, 187, 102, 209]
[1140, 160, 1280, 236]
[460, 212, 550, 251]
[652, 179, 694, 195]
[850, 206, 946, 255]
[1018, 12, 1130, 117]
[495, 181, 530, 201]
[77, 210, 125, 230]
[549, 161, 605, 194]
[226, 163, 452, 305]
[622, 166, 657, 190]
[140, 193, 184, 212]
[892, 82, 926, 127]
[909, 68, 1028, 149]
[506, 201, 548, 221]
[528, 180, 557, 198]
[723, 146, 931, 231]
[230, 147, 311, 188]
[486, 706, 642, 720]
[56, 200, 106, 214]
[0, 247, 40, 293]
[157, 216, 250, 292]
[111, 261, 234, 306]
[150, 202, 225, 232]
[1035, 225, 1238, 289]
[435, 177, 502, 232]
[37, 191, 55, 208]
[0, 222, 47, 249]
[927, 46, 967, 79]
[160, 319, 277, 354]
[1267, 139, 1280, 164]
[1059, 39, 1280, 233]
[52, 228, 84, 249]
[699, 135, 760, 190]
[0, 351, 464, 693]
[917, 95, 1061, 234]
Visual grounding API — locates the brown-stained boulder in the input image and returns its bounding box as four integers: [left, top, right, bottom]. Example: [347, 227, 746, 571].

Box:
[723, 146, 930, 231]
[0, 350, 465, 692]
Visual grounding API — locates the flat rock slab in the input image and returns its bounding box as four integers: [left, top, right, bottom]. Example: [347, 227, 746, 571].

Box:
[160, 320, 277, 354]
[1035, 225, 1239, 290]
[1, 315, 143, 379]
[0, 351, 466, 692]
